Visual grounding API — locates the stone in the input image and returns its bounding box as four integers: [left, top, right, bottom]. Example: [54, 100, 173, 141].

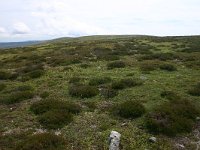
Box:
[176, 143, 185, 149]
[149, 137, 157, 143]
[109, 131, 121, 150]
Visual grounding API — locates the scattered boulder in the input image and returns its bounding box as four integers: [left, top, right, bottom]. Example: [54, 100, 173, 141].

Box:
[109, 131, 121, 150]
[149, 137, 157, 143]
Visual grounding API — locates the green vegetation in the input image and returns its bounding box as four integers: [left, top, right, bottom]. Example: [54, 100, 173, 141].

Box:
[113, 100, 146, 119]
[0, 82, 6, 91]
[188, 82, 200, 96]
[107, 60, 126, 69]
[146, 99, 200, 136]
[30, 99, 81, 129]
[159, 63, 177, 71]
[112, 78, 143, 90]
[89, 76, 111, 86]
[0, 35, 200, 149]
[0, 85, 34, 104]
[15, 133, 67, 150]
[68, 84, 99, 98]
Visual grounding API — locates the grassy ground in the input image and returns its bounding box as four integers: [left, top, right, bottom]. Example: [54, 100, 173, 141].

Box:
[0, 35, 200, 150]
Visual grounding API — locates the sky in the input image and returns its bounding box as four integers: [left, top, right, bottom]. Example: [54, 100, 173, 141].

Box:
[0, 0, 200, 42]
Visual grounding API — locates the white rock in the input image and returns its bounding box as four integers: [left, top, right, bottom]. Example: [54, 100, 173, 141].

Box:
[176, 143, 185, 149]
[149, 137, 157, 143]
[109, 131, 121, 150]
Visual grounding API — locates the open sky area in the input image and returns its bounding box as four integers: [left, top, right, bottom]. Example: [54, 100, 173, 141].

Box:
[0, 0, 200, 42]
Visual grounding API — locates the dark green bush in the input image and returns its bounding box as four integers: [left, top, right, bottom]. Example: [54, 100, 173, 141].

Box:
[79, 63, 90, 68]
[111, 81, 126, 90]
[40, 91, 49, 99]
[161, 90, 180, 100]
[30, 99, 80, 129]
[69, 84, 99, 98]
[68, 77, 81, 84]
[27, 69, 45, 79]
[30, 99, 81, 115]
[0, 83, 6, 91]
[0, 71, 12, 80]
[113, 100, 146, 119]
[146, 99, 200, 136]
[15, 85, 33, 91]
[1, 90, 34, 105]
[38, 110, 73, 129]
[15, 133, 66, 150]
[188, 83, 200, 96]
[84, 101, 97, 112]
[100, 86, 118, 98]
[140, 61, 159, 72]
[159, 63, 177, 71]
[111, 78, 143, 90]
[89, 77, 111, 86]
[107, 61, 126, 69]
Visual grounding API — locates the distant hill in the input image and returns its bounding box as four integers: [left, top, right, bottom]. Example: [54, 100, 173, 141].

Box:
[0, 41, 44, 49]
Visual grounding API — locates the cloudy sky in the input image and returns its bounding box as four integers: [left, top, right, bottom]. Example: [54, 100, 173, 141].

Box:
[0, 0, 200, 42]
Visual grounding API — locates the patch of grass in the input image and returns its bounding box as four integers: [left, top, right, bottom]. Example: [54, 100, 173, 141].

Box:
[146, 99, 200, 136]
[107, 61, 126, 69]
[0, 70, 13, 80]
[89, 77, 111, 86]
[27, 69, 45, 79]
[68, 77, 81, 84]
[38, 110, 73, 129]
[40, 91, 49, 99]
[112, 100, 146, 119]
[161, 90, 180, 100]
[1, 91, 34, 105]
[111, 78, 143, 90]
[188, 82, 200, 96]
[15, 133, 67, 150]
[100, 86, 118, 98]
[139, 60, 159, 72]
[68, 84, 99, 98]
[0, 85, 34, 104]
[30, 99, 81, 129]
[0, 83, 6, 91]
[159, 63, 177, 71]
[30, 99, 81, 115]
[83, 101, 97, 112]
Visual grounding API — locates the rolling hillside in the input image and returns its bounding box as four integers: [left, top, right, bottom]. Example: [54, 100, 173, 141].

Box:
[0, 35, 200, 150]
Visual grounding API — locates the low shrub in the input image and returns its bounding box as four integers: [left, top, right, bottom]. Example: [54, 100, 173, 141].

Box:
[161, 90, 180, 100]
[27, 69, 45, 79]
[69, 84, 99, 98]
[68, 77, 81, 84]
[15, 85, 33, 91]
[111, 78, 143, 90]
[159, 63, 177, 71]
[188, 83, 200, 96]
[40, 91, 49, 99]
[30, 99, 80, 129]
[113, 100, 146, 119]
[139, 61, 159, 72]
[146, 99, 200, 136]
[1, 91, 34, 105]
[79, 63, 90, 68]
[107, 61, 126, 69]
[0, 83, 6, 91]
[30, 99, 81, 115]
[100, 86, 118, 98]
[84, 101, 97, 112]
[0, 71, 12, 80]
[15, 133, 66, 150]
[38, 110, 73, 129]
[89, 77, 111, 86]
